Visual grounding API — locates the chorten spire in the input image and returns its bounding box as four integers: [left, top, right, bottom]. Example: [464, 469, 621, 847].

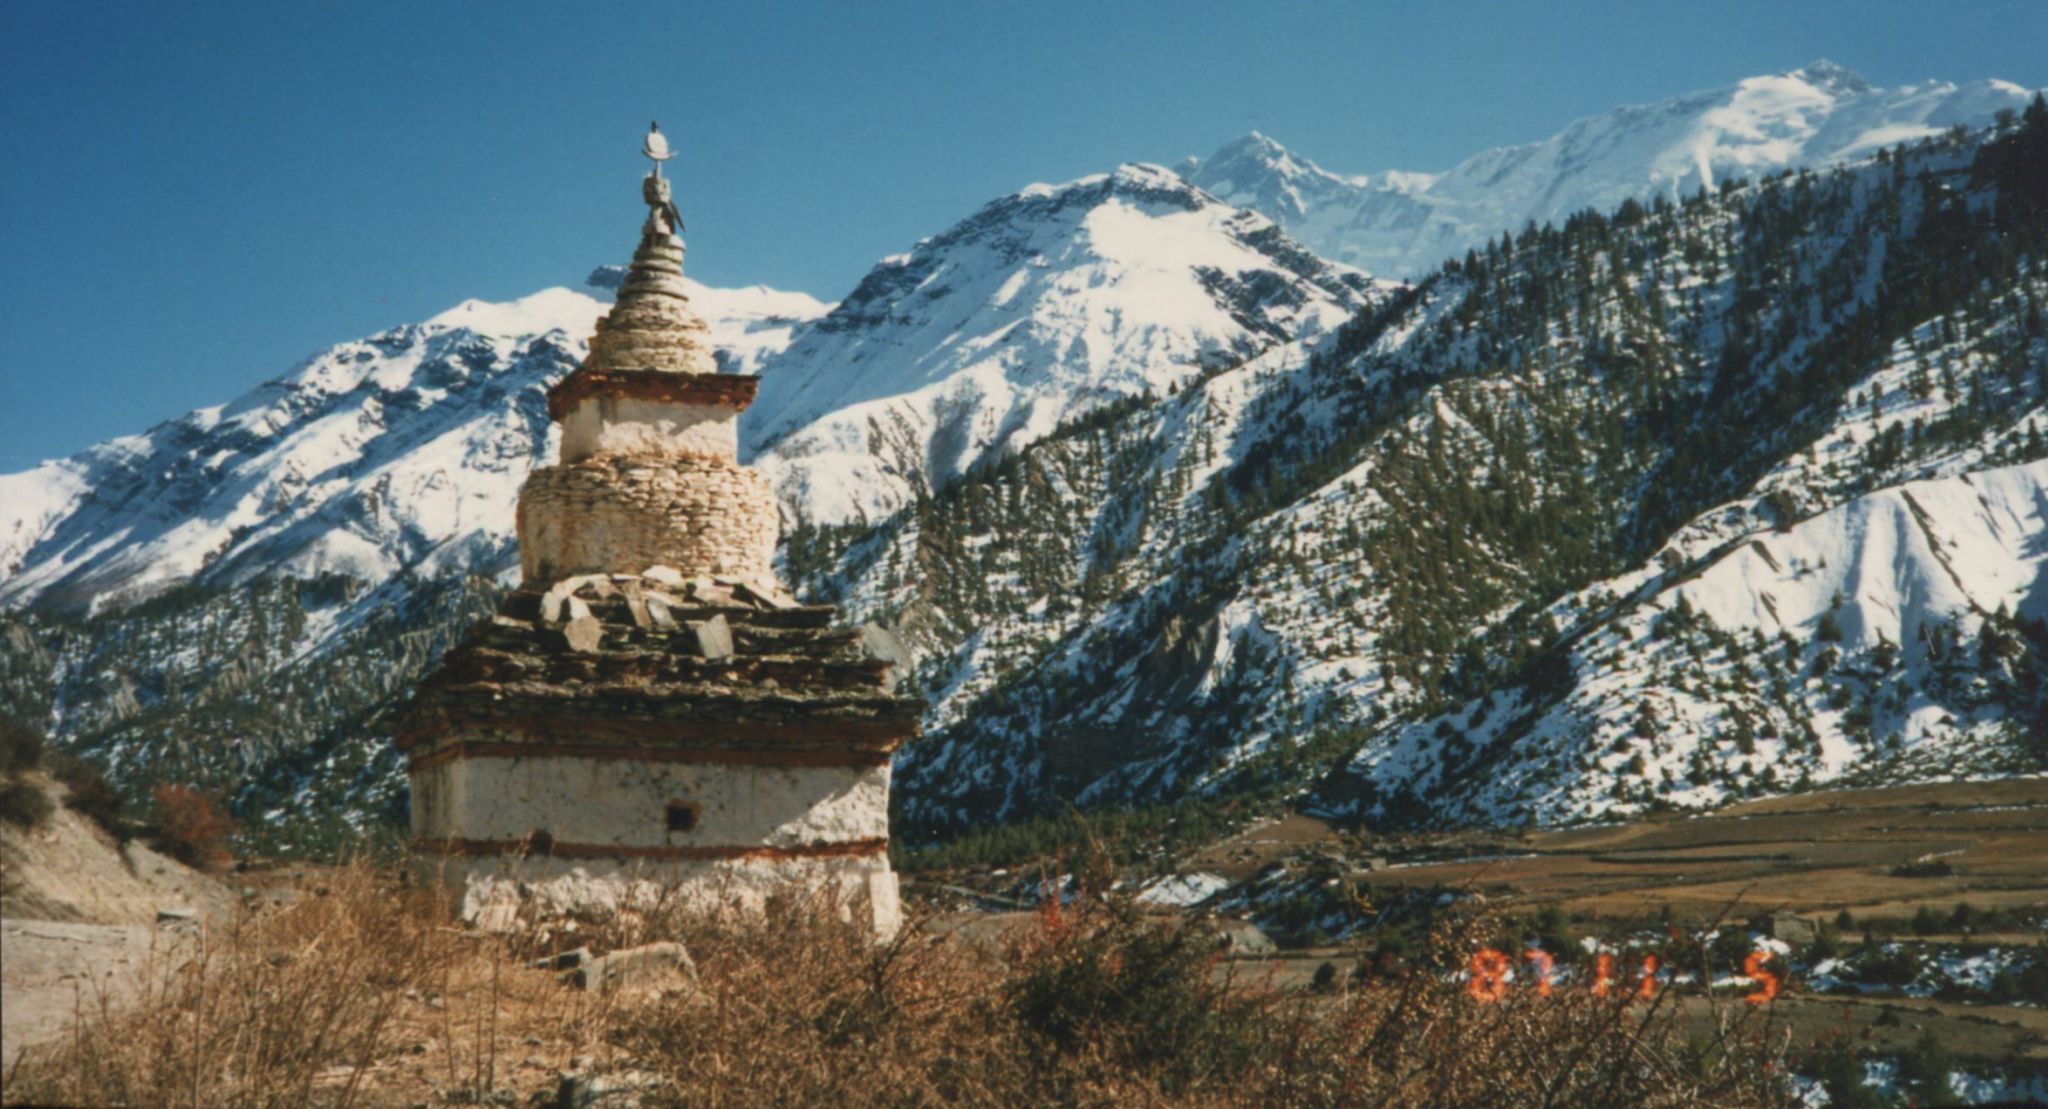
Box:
[556, 127, 723, 394]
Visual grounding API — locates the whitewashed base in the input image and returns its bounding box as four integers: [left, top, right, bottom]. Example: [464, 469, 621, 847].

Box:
[412, 851, 904, 939]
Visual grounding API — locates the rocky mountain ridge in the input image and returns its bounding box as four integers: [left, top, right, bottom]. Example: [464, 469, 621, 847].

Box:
[1183, 61, 2043, 278]
[746, 162, 1390, 525]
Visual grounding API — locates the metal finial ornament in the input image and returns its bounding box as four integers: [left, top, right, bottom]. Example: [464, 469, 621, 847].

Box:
[641, 122, 685, 238]
[643, 121, 675, 170]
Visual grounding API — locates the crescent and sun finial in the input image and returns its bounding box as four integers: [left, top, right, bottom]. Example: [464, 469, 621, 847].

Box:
[641, 121, 685, 236]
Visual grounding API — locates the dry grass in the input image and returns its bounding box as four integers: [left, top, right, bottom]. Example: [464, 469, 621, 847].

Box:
[4, 858, 1803, 1108]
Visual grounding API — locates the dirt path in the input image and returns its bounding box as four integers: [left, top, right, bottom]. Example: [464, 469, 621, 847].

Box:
[0, 918, 198, 1068]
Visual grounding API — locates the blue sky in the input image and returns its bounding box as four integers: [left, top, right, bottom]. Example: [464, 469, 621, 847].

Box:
[2, 0, 2043, 468]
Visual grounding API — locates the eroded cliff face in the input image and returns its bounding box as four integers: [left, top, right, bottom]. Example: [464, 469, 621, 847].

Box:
[0, 773, 232, 926]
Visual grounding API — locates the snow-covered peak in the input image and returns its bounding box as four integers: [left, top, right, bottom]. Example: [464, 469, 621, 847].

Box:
[0, 279, 825, 613]
[745, 160, 1389, 525]
[1186, 62, 2043, 277]
[422, 286, 607, 338]
[1790, 58, 1873, 96]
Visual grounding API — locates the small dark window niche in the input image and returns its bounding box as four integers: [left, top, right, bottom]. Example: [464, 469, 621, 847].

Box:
[665, 801, 701, 833]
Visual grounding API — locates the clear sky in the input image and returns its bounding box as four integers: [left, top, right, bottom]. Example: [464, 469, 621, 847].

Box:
[2, 0, 2043, 469]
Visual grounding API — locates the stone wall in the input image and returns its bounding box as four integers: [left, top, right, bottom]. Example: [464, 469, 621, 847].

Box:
[517, 453, 778, 584]
[558, 396, 739, 464]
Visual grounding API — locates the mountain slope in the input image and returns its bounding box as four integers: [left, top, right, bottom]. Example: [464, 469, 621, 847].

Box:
[1184, 62, 2041, 277]
[747, 164, 1389, 524]
[783, 113, 2048, 835]
[0, 278, 824, 615]
[4, 97, 2044, 855]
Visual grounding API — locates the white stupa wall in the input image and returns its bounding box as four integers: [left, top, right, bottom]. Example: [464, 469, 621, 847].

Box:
[558, 395, 741, 464]
[420, 853, 904, 938]
[410, 753, 891, 848]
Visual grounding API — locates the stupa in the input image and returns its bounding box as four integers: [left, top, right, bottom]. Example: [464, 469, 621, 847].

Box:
[396, 125, 922, 935]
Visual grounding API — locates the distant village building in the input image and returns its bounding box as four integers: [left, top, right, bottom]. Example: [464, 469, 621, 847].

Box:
[397, 134, 922, 935]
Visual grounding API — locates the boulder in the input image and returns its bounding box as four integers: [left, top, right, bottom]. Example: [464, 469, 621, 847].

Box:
[858, 623, 913, 692]
[1213, 919, 1277, 956]
[562, 614, 605, 654]
[531, 946, 591, 971]
[570, 941, 697, 993]
[548, 1068, 663, 1109]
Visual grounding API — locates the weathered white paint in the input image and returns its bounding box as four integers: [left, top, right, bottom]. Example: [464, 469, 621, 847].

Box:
[410, 755, 890, 848]
[417, 852, 904, 939]
[558, 395, 739, 464]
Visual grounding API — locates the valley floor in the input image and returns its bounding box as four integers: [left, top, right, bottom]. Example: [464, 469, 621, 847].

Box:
[1236, 778, 2048, 923]
[1154, 778, 2048, 1082]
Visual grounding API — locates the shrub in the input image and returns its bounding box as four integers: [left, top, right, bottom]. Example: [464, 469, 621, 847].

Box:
[1890, 858, 1954, 878]
[0, 778, 54, 830]
[1911, 905, 1943, 936]
[151, 782, 235, 869]
[51, 754, 127, 840]
[0, 715, 54, 830]
[0, 715, 46, 774]
[1802, 1030, 1886, 1109]
[1896, 1029, 1956, 1106]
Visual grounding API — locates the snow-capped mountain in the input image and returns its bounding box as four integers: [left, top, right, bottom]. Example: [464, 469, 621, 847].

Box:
[0, 162, 1382, 607]
[0, 276, 825, 614]
[798, 115, 2048, 834]
[1183, 61, 2042, 277]
[747, 163, 1389, 524]
[2, 82, 2042, 852]
[1329, 454, 2048, 828]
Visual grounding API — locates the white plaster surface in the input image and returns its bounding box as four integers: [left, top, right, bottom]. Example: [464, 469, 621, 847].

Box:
[559, 396, 739, 465]
[420, 852, 904, 938]
[411, 756, 891, 849]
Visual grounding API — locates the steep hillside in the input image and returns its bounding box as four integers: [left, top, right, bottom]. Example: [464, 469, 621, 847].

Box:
[0, 773, 233, 925]
[748, 163, 1388, 524]
[1184, 62, 2041, 277]
[786, 110, 2048, 836]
